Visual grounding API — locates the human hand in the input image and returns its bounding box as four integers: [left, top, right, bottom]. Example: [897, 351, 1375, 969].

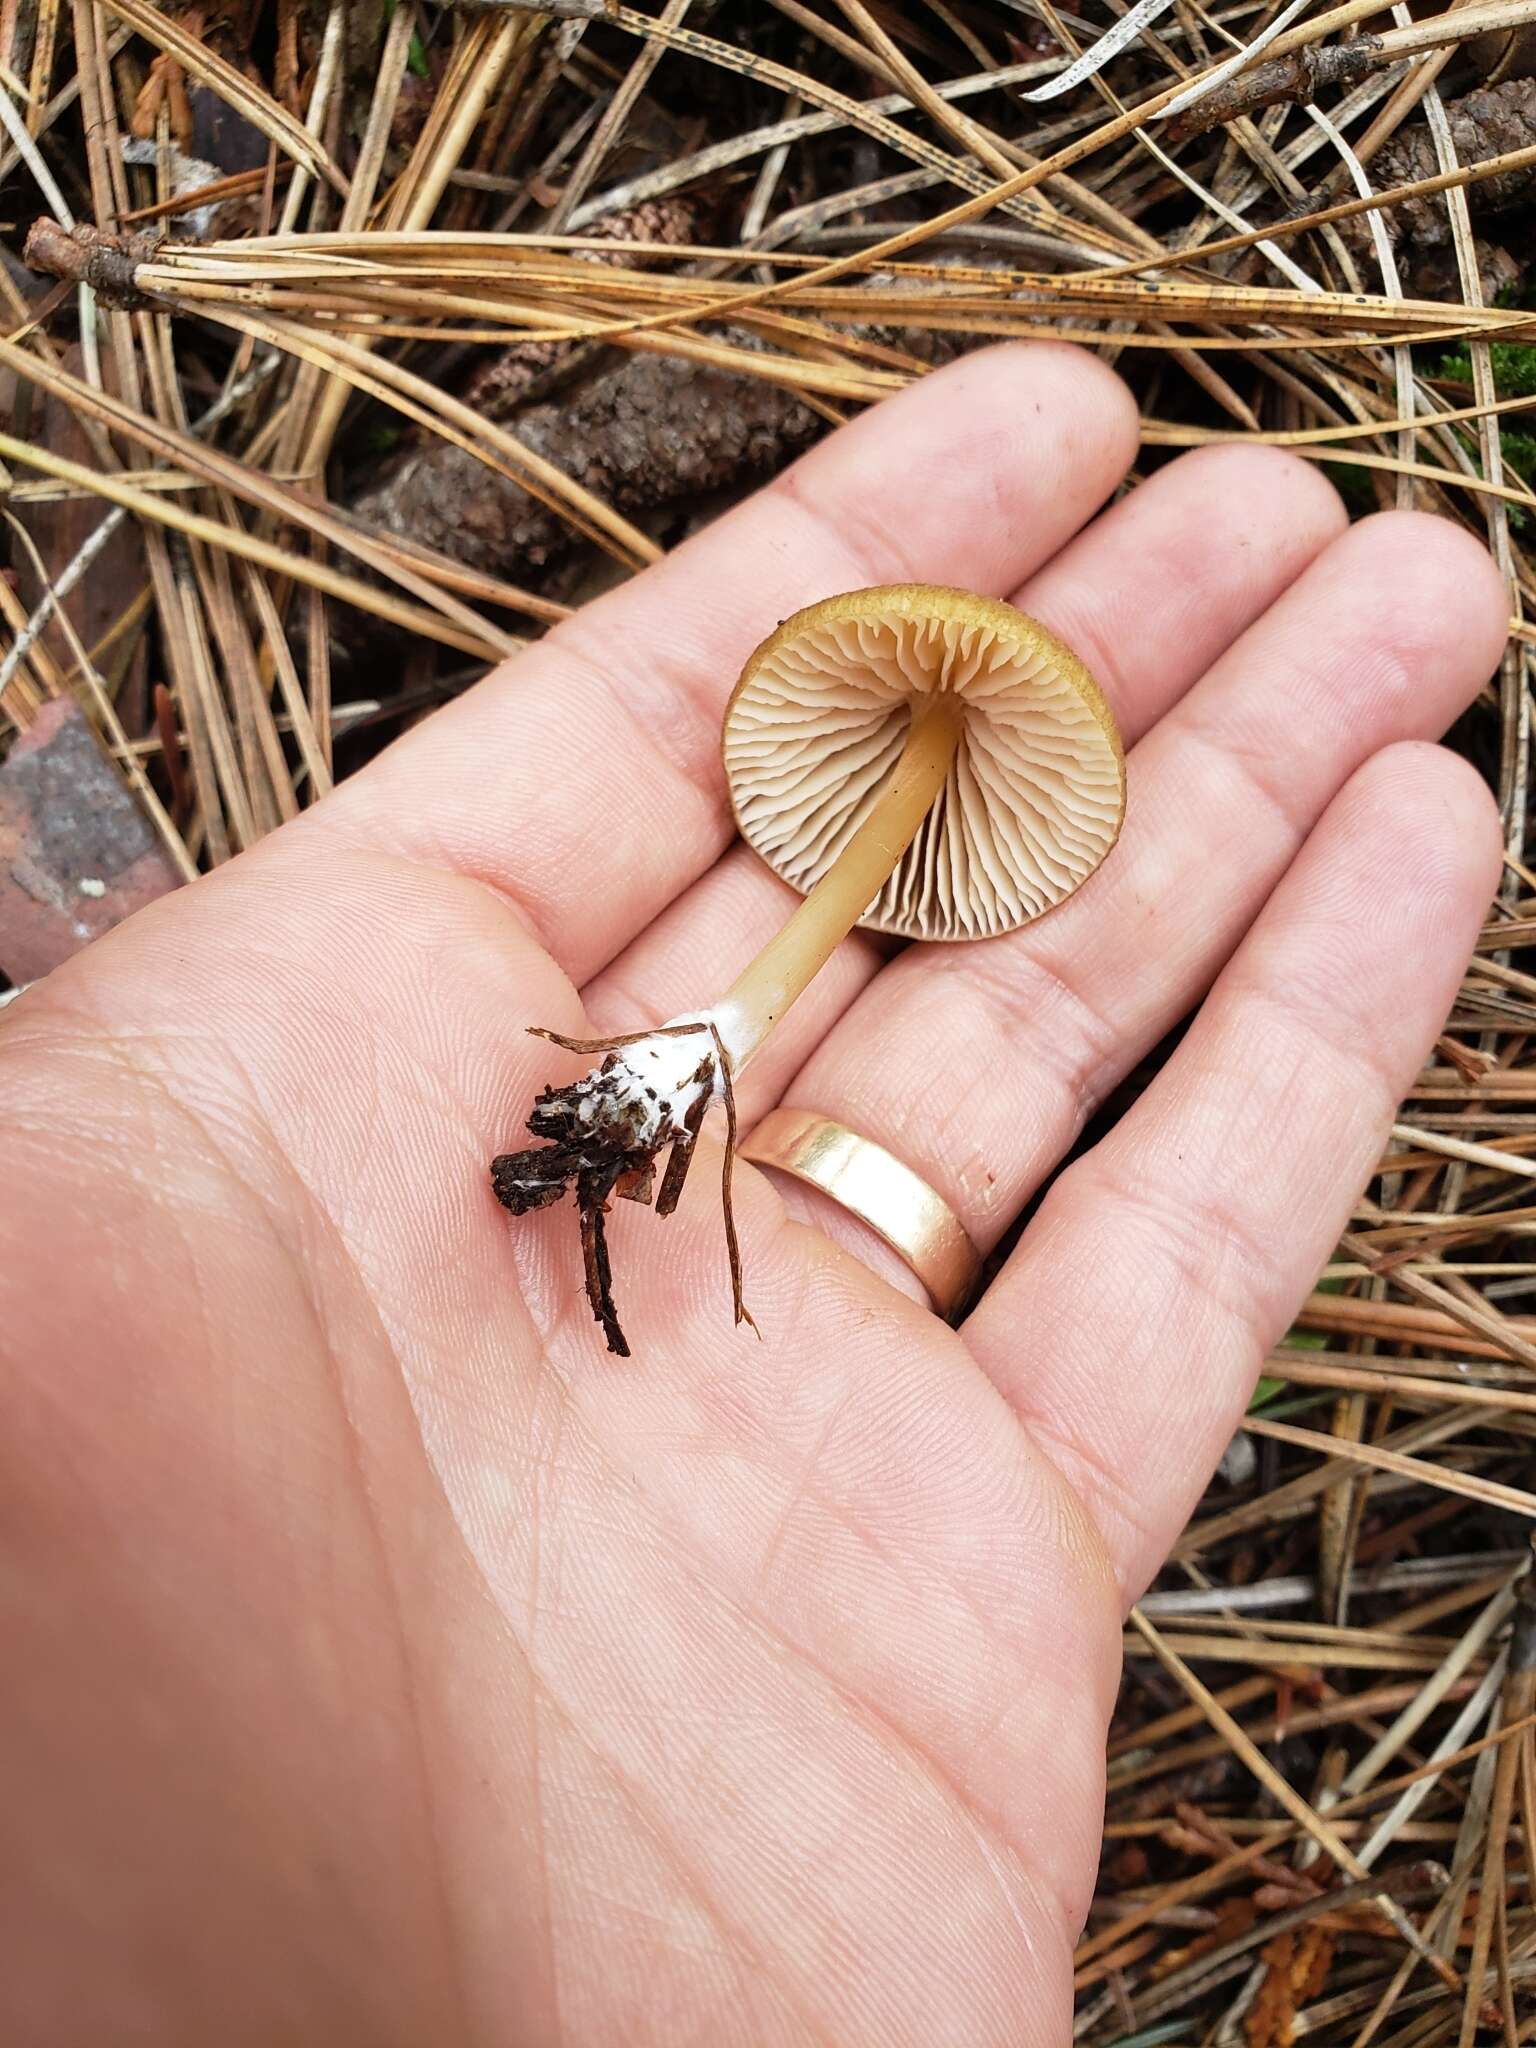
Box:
[0, 345, 1508, 2046]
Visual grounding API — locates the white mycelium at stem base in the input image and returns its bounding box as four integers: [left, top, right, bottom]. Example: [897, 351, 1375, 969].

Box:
[578, 1019, 721, 1148]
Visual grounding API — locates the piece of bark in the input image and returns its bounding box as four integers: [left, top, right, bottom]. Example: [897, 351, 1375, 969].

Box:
[0, 698, 182, 981]
[1409, 234, 1522, 302]
[1245, 1925, 1335, 2048]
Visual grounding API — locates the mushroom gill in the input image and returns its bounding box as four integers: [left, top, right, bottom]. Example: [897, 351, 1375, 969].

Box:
[722, 586, 1124, 940]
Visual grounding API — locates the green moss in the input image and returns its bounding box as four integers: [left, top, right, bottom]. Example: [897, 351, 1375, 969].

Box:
[1418, 347, 1536, 527]
[383, 1, 430, 79]
[1431, 340, 1536, 397]
[359, 420, 402, 458]
[1247, 1373, 1290, 1411]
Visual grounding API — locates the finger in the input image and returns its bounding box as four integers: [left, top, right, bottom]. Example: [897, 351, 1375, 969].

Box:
[314, 345, 1138, 986]
[965, 741, 1502, 1597]
[753, 510, 1508, 1295]
[581, 443, 1346, 1124]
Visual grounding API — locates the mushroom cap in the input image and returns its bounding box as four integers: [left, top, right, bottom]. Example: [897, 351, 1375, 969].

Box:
[721, 583, 1125, 942]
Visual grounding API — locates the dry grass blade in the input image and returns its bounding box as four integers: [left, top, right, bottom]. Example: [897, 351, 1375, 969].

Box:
[192, 300, 660, 567]
[0, 428, 509, 661]
[1269, 1355, 1536, 1411]
[1390, 1121, 1536, 1178]
[1128, 1609, 1462, 1981]
[0, 330, 540, 635]
[1245, 1415, 1536, 1520]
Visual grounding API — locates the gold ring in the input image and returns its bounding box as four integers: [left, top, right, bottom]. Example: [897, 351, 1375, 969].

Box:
[738, 1108, 982, 1320]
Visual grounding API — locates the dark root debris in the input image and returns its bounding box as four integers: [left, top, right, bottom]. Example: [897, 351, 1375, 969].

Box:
[490, 1023, 754, 1357]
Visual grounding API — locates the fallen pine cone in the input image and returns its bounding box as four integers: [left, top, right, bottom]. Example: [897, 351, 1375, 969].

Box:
[350, 340, 826, 583]
[458, 197, 703, 422]
[1361, 76, 1536, 249]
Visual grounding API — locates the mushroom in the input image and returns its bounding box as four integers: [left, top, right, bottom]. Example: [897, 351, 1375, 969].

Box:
[491, 583, 1125, 1354]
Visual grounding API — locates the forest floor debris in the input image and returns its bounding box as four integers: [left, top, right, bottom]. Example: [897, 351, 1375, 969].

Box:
[2, 4, 1536, 2035]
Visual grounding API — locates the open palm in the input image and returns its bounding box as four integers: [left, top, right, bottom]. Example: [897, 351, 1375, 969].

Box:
[0, 345, 1508, 2047]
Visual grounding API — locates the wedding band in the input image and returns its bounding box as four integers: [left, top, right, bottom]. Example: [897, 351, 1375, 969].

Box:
[738, 1108, 982, 1320]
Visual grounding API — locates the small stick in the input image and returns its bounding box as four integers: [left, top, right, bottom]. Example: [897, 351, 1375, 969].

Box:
[711, 1024, 757, 1338]
[655, 1126, 700, 1219]
[530, 1021, 713, 1053]
[579, 1187, 628, 1358]
[655, 1048, 714, 1219]
[1165, 36, 1383, 141]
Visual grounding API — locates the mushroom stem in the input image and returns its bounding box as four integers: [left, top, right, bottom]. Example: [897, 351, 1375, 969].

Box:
[714, 692, 963, 1072]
